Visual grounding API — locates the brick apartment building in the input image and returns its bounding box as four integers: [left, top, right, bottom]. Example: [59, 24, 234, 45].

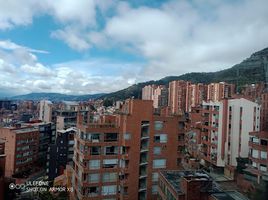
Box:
[142, 85, 168, 109]
[169, 80, 191, 115]
[0, 139, 5, 200]
[71, 99, 185, 200]
[0, 126, 39, 177]
[207, 82, 235, 102]
[186, 83, 207, 112]
[245, 92, 268, 184]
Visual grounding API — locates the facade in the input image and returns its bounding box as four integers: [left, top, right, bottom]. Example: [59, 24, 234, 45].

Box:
[0, 126, 39, 177]
[56, 101, 89, 130]
[207, 82, 235, 102]
[198, 98, 260, 178]
[0, 139, 5, 200]
[71, 99, 185, 200]
[245, 92, 268, 184]
[169, 80, 190, 115]
[39, 100, 53, 122]
[23, 121, 56, 167]
[142, 85, 156, 100]
[142, 85, 168, 109]
[47, 127, 76, 180]
[152, 85, 168, 109]
[186, 83, 207, 112]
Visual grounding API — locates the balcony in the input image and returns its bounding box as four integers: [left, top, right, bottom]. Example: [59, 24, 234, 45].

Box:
[249, 141, 267, 151]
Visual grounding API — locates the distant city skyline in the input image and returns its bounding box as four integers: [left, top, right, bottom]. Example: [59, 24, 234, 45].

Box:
[0, 0, 268, 96]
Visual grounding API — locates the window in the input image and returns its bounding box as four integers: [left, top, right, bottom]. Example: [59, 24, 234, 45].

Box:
[261, 151, 267, 160]
[124, 133, 131, 140]
[89, 187, 99, 197]
[153, 147, 161, 155]
[104, 146, 118, 155]
[104, 133, 118, 142]
[260, 164, 267, 172]
[102, 185, 117, 195]
[103, 159, 118, 168]
[153, 159, 166, 169]
[152, 172, 159, 182]
[152, 185, 158, 194]
[154, 134, 167, 143]
[89, 160, 100, 169]
[90, 146, 101, 155]
[252, 162, 257, 169]
[102, 172, 117, 182]
[88, 173, 100, 183]
[252, 149, 258, 158]
[154, 121, 163, 130]
[252, 137, 259, 144]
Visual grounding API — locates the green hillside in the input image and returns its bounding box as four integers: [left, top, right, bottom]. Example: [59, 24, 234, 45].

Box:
[100, 47, 268, 104]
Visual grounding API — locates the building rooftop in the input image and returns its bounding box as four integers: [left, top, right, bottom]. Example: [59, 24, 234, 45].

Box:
[211, 191, 249, 200]
[160, 170, 213, 194]
[62, 101, 79, 106]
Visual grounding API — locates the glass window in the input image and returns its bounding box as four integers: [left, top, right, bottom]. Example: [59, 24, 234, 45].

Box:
[153, 159, 166, 169]
[103, 159, 118, 168]
[89, 160, 100, 169]
[104, 133, 118, 142]
[152, 172, 159, 182]
[252, 149, 259, 158]
[260, 164, 267, 172]
[90, 146, 101, 155]
[102, 185, 117, 195]
[152, 185, 158, 194]
[154, 121, 163, 130]
[154, 134, 167, 143]
[153, 147, 161, 155]
[102, 172, 117, 182]
[261, 151, 267, 159]
[88, 173, 100, 183]
[124, 133, 131, 140]
[104, 146, 118, 155]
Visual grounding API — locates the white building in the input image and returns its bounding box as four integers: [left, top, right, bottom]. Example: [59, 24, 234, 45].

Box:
[39, 100, 53, 122]
[201, 98, 260, 178]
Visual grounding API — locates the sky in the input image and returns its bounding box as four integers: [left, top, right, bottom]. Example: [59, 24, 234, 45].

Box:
[0, 0, 268, 97]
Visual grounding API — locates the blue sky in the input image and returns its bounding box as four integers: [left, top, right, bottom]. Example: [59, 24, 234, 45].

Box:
[0, 0, 267, 96]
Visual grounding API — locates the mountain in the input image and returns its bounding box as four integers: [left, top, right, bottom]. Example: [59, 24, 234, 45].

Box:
[11, 92, 106, 101]
[100, 47, 268, 104]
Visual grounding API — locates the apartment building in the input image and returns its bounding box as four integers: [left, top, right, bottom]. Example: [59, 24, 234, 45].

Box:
[245, 92, 268, 184]
[71, 99, 185, 200]
[186, 83, 207, 112]
[142, 85, 157, 100]
[39, 100, 53, 123]
[0, 126, 39, 177]
[23, 121, 56, 167]
[199, 98, 260, 178]
[0, 139, 5, 200]
[169, 80, 190, 115]
[47, 127, 76, 180]
[56, 101, 89, 130]
[207, 82, 235, 102]
[142, 85, 168, 109]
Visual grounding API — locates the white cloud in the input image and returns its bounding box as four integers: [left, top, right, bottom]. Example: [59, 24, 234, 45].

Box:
[0, 40, 49, 53]
[0, 0, 268, 95]
[21, 63, 53, 76]
[51, 27, 91, 51]
[0, 40, 143, 95]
